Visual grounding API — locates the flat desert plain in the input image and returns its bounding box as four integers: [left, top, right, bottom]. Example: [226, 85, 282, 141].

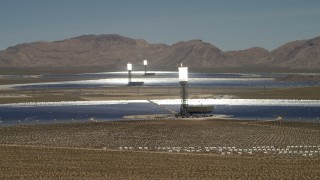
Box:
[0, 119, 319, 179]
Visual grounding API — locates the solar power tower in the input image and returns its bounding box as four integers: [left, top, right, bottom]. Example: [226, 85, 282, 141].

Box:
[143, 60, 148, 75]
[178, 64, 189, 117]
[127, 63, 132, 85]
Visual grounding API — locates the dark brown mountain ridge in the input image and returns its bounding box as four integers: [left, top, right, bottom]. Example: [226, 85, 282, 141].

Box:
[0, 34, 320, 69]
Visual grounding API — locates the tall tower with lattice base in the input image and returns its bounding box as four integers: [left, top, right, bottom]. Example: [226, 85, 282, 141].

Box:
[127, 63, 132, 85]
[143, 60, 147, 75]
[179, 65, 189, 117]
[180, 81, 189, 117]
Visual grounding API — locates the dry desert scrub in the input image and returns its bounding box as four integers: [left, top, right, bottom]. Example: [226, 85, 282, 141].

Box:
[1, 119, 320, 179]
[0, 119, 319, 155]
[0, 145, 319, 179]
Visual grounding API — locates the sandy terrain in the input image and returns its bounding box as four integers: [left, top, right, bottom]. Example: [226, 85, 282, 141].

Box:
[0, 119, 319, 179]
[0, 144, 319, 179]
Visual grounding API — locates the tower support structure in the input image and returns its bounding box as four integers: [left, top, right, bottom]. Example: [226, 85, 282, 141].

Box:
[127, 63, 132, 85]
[143, 60, 148, 75]
[128, 70, 132, 84]
[178, 65, 189, 117]
[180, 81, 189, 117]
[144, 65, 147, 75]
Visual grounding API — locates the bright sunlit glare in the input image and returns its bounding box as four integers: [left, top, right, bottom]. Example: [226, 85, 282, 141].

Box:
[127, 63, 132, 71]
[178, 67, 188, 81]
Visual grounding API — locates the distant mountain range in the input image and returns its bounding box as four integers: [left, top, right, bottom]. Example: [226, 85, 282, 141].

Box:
[0, 34, 319, 70]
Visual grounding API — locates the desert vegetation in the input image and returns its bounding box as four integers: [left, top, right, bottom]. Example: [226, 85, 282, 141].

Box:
[0, 119, 319, 179]
[1, 120, 319, 156]
[0, 144, 319, 179]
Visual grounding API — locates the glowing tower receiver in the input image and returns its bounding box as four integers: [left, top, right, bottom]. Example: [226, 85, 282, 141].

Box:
[143, 60, 148, 75]
[127, 63, 132, 71]
[127, 63, 132, 84]
[178, 66, 188, 82]
[178, 63, 189, 117]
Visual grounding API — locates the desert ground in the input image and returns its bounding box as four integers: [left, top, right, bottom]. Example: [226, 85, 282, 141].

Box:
[0, 119, 319, 179]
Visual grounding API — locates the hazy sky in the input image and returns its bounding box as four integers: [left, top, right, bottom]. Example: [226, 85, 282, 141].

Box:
[1, 0, 320, 51]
